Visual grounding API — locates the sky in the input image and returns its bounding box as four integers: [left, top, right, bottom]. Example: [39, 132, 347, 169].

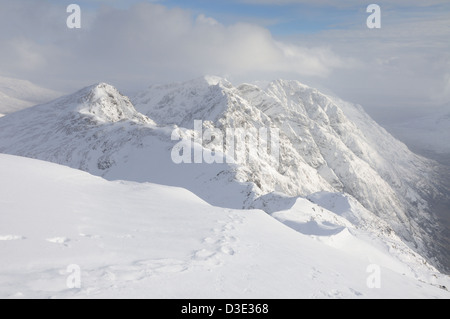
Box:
[0, 0, 449, 123]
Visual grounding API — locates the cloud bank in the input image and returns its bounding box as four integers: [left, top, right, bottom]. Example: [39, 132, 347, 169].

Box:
[0, 1, 348, 92]
[0, 0, 449, 123]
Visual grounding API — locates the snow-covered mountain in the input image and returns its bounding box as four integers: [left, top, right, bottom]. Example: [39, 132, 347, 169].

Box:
[134, 76, 450, 272]
[1, 154, 448, 298]
[0, 76, 61, 115]
[0, 82, 258, 209]
[0, 77, 448, 274]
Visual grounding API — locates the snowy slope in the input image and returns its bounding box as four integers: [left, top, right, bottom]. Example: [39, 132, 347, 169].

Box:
[0, 76, 61, 115]
[0, 154, 448, 299]
[0, 78, 448, 273]
[271, 194, 436, 279]
[0, 83, 258, 209]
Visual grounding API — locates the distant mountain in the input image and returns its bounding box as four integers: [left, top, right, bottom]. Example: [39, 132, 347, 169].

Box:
[0, 77, 448, 273]
[0, 76, 61, 115]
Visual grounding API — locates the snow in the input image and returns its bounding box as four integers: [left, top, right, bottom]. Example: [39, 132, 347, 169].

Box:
[0, 81, 258, 211]
[385, 104, 450, 166]
[0, 235, 25, 241]
[76, 83, 154, 124]
[0, 154, 448, 299]
[271, 194, 438, 281]
[133, 77, 449, 270]
[0, 76, 61, 115]
[0, 76, 449, 296]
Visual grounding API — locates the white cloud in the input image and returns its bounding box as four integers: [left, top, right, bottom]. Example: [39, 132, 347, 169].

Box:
[0, 0, 448, 126]
[280, 8, 450, 121]
[0, 1, 349, 92]
[196, 14, 219, 26]
[6, 38, 46, 71]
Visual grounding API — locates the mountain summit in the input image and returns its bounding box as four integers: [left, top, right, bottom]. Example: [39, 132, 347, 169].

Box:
[76, 83, 153, 124]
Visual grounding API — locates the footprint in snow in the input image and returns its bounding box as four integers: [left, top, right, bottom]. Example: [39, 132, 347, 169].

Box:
[46, 237, 70, 246]
[228, 214, 245, 225]
[96, 259, 189, 284]
[0, 235, 26, 241]
[220, 246, 235, 256]
[116, 234, 134, 239]
[79, 233, 101, 239]
[136, 259, 188, 274]
[193, 249, 217, 260]
[349, 288, 363, 296]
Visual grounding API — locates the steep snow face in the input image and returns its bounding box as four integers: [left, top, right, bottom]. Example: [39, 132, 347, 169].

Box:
[133, 77, 448, 272]
[248, 80, 446, 237]
[1, 154, 449, 299]
[75, 83, 153, 124]
[134, 76, 336, 198]
[0, 76, 61, 115]
[133, 76, 231, 128]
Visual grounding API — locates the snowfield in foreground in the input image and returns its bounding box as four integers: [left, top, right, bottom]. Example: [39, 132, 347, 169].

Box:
[0, 154, 448, 299]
